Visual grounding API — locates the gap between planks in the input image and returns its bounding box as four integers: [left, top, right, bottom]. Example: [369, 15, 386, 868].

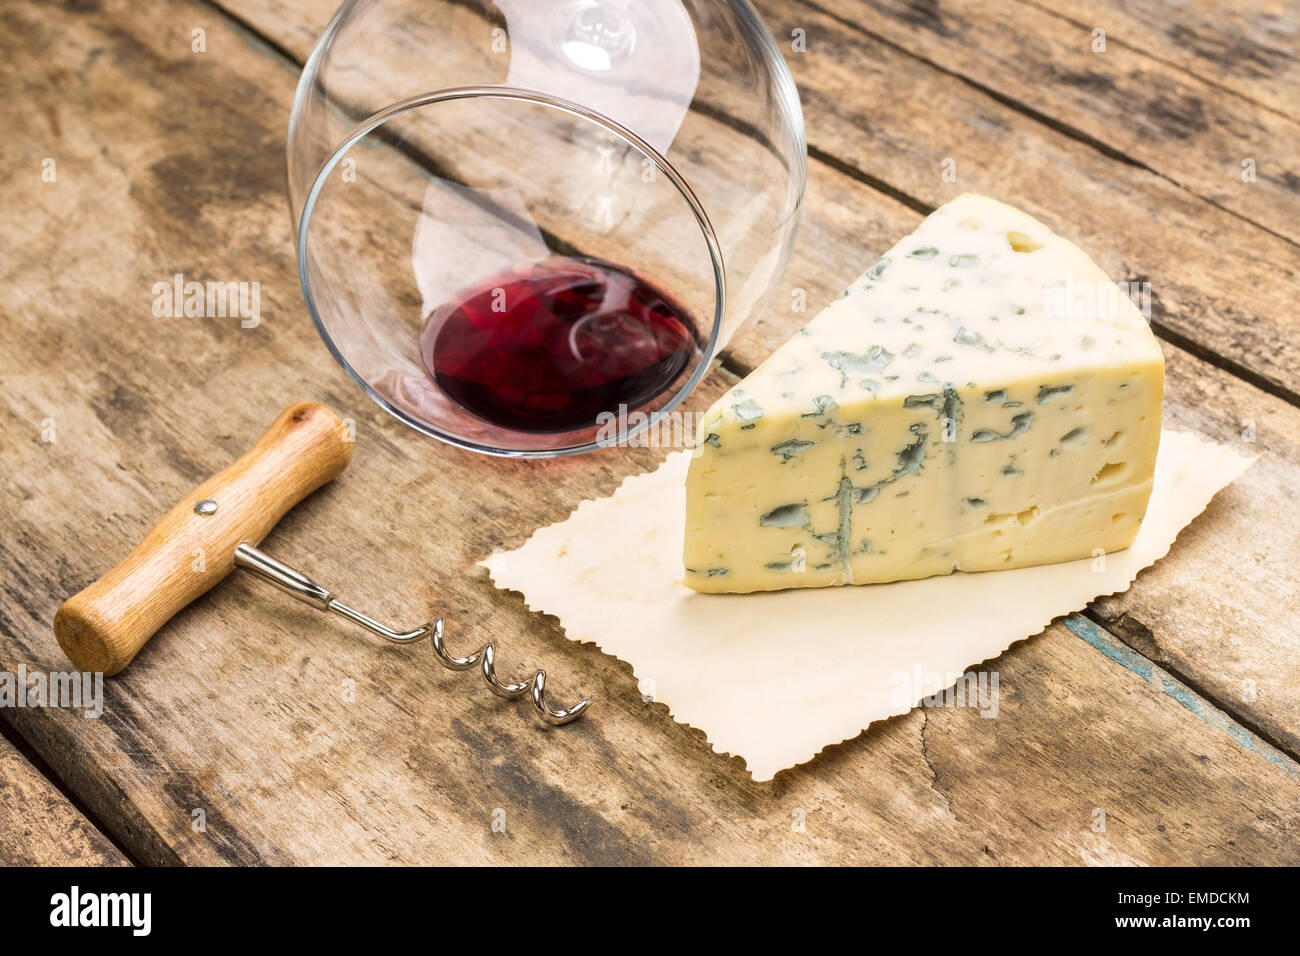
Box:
[793, 0, 1300, 253]
[1014, 0, 1300, 125]
[799, 145, 1300, 410]
[190, 0, 1300, 777]
[1064, 615, 1300, 783]
[0, 711, 143, 864]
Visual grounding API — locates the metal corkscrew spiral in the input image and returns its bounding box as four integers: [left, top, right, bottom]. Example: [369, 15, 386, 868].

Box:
[428, 618, 593, 725]
[233, 543, 593, 725]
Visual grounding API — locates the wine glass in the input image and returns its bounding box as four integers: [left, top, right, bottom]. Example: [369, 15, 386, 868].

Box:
[287, 0, 806, 457]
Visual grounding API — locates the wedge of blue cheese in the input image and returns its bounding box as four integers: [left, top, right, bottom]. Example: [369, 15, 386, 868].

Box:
[684, 194, 1164, 593]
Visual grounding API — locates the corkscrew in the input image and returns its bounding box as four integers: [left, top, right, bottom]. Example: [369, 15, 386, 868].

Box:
[232, 543, 592, 724]
[53, 402, 592, 726]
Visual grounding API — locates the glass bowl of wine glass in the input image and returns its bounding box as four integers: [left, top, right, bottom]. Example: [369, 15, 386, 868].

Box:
[287, 0, 806, 457]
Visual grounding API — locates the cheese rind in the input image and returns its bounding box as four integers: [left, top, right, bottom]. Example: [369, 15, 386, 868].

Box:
[684, 194, 1164, 593]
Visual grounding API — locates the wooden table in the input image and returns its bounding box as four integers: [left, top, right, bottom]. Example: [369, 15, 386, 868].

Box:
[2, 0, 1298, 865]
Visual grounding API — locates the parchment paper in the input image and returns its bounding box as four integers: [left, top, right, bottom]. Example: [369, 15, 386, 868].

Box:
[483, 430, 1255, 780]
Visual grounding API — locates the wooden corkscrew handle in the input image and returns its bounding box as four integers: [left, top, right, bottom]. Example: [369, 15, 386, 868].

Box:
[54, 402, 353, 675]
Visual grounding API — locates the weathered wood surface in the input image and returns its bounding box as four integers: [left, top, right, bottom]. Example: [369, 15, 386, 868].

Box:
[0, 0, 1296, 865]
[0, 735, 128, 866]
[796, 0, 1300, 245]
[1032, 0, 1300, 121]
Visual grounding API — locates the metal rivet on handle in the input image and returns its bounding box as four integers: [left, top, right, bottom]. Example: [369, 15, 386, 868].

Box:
[194, 499, 218, 516]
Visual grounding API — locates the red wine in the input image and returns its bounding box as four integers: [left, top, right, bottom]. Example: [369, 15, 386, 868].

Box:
[422, 256, 699, 434]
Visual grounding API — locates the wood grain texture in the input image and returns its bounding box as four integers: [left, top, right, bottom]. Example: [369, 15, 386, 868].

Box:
[0, 734, 128, 866]
[0, 0, 1296, 865]
[794, 0, 1300, 244]
[1030, 0, 1300, 121]
[55, 402, 352, 674]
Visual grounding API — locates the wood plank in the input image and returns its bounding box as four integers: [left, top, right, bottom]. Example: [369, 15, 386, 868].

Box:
[0, 733, 129, 866]
[0, 0, 1297, 865]
[790, 0, 1300, 244]
[1029, 0, 1300, 121]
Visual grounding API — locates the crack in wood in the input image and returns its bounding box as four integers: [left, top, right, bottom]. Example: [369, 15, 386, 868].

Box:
[917, 707, 956, 818]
